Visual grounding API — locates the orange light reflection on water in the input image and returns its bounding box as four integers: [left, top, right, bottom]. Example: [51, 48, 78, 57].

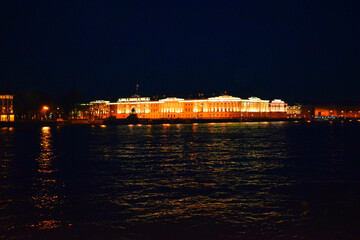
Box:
[30, 126, 64, 230]
[29, 220, 62, 230]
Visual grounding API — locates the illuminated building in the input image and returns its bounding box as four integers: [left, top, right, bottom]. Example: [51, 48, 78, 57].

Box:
[287, 105, 302, 115]
[315, 106, 360, 119]
[89, 100, 110, 119]
[0, 95, 14, 122]
[286, 104, 302, 119]
[82, 94, 288, 120]
[270, 99, 287, 112]
[75, 100, 110, 119]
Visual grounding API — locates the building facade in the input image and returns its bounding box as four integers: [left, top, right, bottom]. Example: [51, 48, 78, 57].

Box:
[314, 106, 360, 118]
[287, 105, 302, 115]
[0, 95, 14, 122]
[75, 100, 111, 119]
[83, 95, 288, 120]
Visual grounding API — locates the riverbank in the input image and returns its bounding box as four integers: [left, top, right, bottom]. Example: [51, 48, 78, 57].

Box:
[3, 117, 360, 127]
[0, 117, 307, 127]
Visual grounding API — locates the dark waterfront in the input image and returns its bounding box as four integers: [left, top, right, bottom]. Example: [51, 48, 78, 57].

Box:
[1, 122, 360, 240]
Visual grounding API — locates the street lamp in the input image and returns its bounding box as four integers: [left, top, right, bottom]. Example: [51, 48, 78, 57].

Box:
[42, 106, 49, 120]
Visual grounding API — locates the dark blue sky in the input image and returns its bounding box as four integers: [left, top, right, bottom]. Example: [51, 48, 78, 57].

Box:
[1, 1, 360, 103]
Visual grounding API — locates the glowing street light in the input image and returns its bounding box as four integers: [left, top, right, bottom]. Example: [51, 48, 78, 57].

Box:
[41, 106, 50, 121]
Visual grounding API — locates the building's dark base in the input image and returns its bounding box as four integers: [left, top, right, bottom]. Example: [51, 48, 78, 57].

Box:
[1, 118, 306, 127]
[104, 117, 303, 125]
[3, 117, 360, 127]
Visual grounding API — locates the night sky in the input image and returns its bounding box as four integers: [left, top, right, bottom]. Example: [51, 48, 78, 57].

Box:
[1, 1, 360, 103]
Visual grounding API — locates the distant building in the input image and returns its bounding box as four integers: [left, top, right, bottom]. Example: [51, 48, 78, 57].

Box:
[89, 100, 110, 119]
[80, 95, 289, 120]
[287, 105, 301, 114]
[74, 100, 110, 119]
[270, 99, 287, 112]
[315, 106, 360, 118]
[0, 95, 14, 122]
[287, 105, 302, 116]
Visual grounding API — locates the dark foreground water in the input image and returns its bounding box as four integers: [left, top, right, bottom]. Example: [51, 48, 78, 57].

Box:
[1, 121, 360, 240]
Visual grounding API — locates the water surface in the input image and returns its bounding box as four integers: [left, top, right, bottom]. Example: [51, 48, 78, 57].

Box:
[1, 122, 360, 239]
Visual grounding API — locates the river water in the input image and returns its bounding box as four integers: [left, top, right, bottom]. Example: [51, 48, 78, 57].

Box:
[1, 121, 360, 239]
